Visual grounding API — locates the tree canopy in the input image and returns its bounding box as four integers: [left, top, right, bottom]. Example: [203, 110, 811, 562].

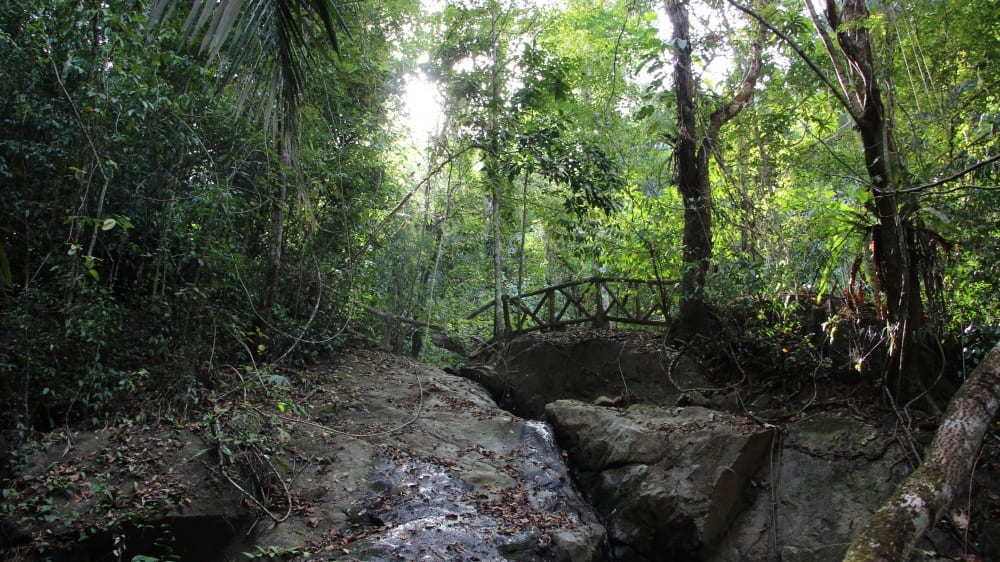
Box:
[1, 0, 998, 474]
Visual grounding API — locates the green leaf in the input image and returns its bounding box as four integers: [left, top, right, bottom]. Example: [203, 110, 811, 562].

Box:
[635, 105, 654, 120]
[101, 218, 117, 231]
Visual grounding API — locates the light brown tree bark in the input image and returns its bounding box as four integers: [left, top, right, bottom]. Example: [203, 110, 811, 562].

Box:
[843, 342, 1000, 561]
[488, 5, 505, 339]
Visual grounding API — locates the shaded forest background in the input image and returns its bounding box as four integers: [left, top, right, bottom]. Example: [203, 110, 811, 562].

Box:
[1, 0, 998, 435]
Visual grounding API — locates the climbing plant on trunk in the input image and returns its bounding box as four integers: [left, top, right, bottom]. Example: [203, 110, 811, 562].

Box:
[809, 0, 934, 395]
[726, 0, 995, 393]
[724, 0, 999, 555]
[843, 341, 1000, 561]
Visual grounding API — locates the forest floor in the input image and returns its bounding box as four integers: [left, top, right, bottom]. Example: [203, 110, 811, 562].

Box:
[2, 345, 599, 560]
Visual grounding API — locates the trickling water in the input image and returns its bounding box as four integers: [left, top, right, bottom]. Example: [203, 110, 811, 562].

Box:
[362, 453, 540, 561]
[523, 419, 620, 562]
[523, 419, 557, 451]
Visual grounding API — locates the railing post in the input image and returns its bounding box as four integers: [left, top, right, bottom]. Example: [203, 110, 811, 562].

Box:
[593, 281, 609, 329]
[635, 281, 641, 319]
[547, 288, 555, 328]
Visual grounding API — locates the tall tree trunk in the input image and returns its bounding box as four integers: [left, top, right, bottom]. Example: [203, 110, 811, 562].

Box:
[488, 5, 505, 338]
[258, 123, 293, 342]
[843, 342, 1000, 561]
[721, 3, 994, 557]
[491, 171, 504, 337]
[665, 0, 764, 338]
[667, 0, 712, 337]
[830, 0, 934, 393]
[518, 173, 528, 295]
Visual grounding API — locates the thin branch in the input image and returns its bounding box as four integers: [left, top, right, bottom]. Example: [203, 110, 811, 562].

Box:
[47, 40, 112, 258]
[923, 184, 1000, 196]
[260, 388, 425, 438]
[357, 145, 477, 256]
[706, 4, 766, 138]
[799, 122, 870, 184]
[804, 0, 861, 117]
[896, 153, 1000, 194]
[364, 305, 447, 332]
[606, 0, 638, 116]
[725, 0, 858, 120]
[272, 256, 324, 365]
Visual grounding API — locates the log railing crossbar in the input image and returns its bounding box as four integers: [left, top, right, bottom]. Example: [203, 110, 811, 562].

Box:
[468, 277, 677, 338]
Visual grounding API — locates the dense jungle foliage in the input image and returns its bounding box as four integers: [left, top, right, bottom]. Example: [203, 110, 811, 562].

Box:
[1, 0, 998, 436]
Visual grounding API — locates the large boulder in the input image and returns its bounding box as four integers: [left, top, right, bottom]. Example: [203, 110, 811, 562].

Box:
[714, 412, 908, 562]
[250, 350, 606, 561]
[468, 330, 707, 418]
[546, 400, 774, 561]
[545, 399, 911, 562]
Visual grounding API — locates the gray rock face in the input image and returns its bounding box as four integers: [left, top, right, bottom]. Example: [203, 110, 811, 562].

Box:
[4, 344, 925, 562]
[241, 351, 608, 561]
[470, 331, 707, 419]
[545, 400, 909, 562]
[714, 413, 907, 562]
[1, 426, 248, 561]
[546, 400, 774, 561]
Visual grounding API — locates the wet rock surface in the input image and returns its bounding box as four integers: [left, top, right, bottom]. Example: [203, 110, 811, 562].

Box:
[5, 337, 996, 561]
[255, 351, 604, 561]
[1, 348, 605, 561]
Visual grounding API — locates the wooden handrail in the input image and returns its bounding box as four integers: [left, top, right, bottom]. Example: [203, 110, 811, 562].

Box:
[466, 277, 676, 318]
[468, 277, 678, 337]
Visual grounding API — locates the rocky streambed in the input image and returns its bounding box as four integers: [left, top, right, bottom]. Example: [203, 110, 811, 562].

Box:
[2, 336, 996, 561]
[1, 349, 604, 561]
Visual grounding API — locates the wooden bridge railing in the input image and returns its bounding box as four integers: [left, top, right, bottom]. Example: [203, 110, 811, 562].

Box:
[467, 277, 677, 338]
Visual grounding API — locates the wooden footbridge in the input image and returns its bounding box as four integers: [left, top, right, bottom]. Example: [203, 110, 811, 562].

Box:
[467, 277, 677, 338]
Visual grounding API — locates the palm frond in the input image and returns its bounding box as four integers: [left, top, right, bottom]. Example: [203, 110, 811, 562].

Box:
[148, 0, 348, 132]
